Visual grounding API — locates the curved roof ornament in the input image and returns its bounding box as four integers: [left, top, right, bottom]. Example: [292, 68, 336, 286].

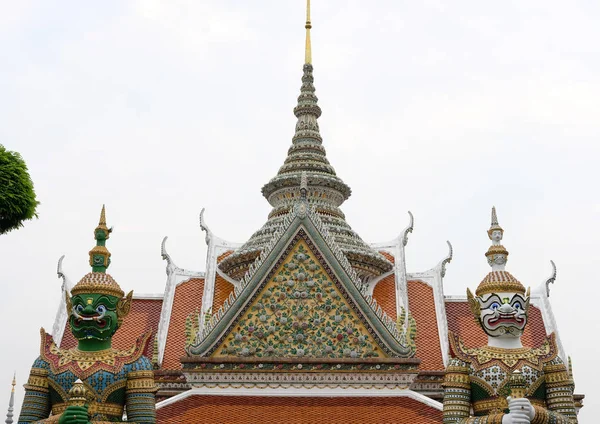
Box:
[545, 260, 557, 297]
[199, 208, 213, 246]
[440, 241, 453, 278]
[161, 236, 178, 275]
[402, 211, 414, 247]
[57, 255, 67, 289]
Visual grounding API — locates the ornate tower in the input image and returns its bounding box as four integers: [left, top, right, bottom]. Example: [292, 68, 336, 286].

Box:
[4, 374, 15, 424]
[219, 0, 392, 282]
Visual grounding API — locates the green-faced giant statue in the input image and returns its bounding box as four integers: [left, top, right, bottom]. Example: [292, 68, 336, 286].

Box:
[18, 206, 157, 423]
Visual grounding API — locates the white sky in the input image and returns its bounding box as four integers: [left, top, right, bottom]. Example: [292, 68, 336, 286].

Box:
[1, 0, 598, 421]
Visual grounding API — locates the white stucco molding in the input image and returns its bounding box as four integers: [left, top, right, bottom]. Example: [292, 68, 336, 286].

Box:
[531, 261, 567, 363]
[156, 386, 443, 411]
[156, 236, 205, 366]
[370, 211, 414, 315]
[52, 255, 73, 347]
[407, 241, 453, 367]
[198, 208, 243, 331]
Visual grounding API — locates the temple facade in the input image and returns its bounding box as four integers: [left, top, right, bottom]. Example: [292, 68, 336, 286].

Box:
[28, 2, 583, 423]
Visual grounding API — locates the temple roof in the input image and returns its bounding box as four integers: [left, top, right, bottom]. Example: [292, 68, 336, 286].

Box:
[189, 199, 416, 360]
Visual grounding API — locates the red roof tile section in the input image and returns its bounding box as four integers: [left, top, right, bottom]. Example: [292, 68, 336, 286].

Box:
[162, 278, 205, 370]
[379, 250, 395, 264]
[157, 395, 442, 424]
[212, 274, 234, 312]
[217, 250, 233, 262]
[407, 280, 445, 371]
[60, 298, 162, 358]
[445, 301, 547, 349]
[372, 274, 397, 319]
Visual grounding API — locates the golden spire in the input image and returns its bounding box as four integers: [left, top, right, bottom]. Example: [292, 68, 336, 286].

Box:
[99, 204, 106, 226]
[11, 373, 15, 393]
[95, 204, 110, 238]
[305, 0, 312, 64]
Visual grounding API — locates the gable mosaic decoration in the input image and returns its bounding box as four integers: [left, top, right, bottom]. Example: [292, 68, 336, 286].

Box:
[214, 240, 384, 359]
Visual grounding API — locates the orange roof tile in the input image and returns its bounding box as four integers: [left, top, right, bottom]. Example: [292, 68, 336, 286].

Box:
[379, 250, 395, 264]
[217, 250, 233, 262]
[407, 280, 445, 371]
[212, 274, 234, 312]
[60, 298, 162, 358]
[445, 300, 547, 349]
[157, 395, 442, 424]
[162, 278, 205, 370]
[372, 273, 397, 319]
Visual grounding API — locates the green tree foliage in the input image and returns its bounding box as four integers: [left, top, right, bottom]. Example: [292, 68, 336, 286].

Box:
[0, 144, 39, 234]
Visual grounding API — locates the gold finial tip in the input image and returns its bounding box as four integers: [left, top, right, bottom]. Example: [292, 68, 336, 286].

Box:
[304, 0, 312, 64]
[99, 204, 107, 225]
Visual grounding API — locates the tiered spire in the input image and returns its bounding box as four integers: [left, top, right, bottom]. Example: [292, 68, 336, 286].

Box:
[5, 374, 15, 424]
[72, 206, 124, 299]
[475, 207, 525, 297]
[485, 206, 509, 271]
[219, 1, 392, 282]
[89, 205, 112, 272]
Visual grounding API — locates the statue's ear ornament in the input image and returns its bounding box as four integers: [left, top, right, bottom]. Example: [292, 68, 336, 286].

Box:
[117, 290, 134, 326]
[65, 292, 73, 317]
[467, 288, 481, 321]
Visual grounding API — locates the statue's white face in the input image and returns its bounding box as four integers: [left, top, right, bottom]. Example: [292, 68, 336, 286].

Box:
[477, 292, 529, 338]
[494, 254, 507, 265]
[491, 230, 503, 243]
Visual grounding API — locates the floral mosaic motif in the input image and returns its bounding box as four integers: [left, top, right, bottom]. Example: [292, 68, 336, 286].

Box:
[215, 240, 384, 359]
[472, 363, 541, 394]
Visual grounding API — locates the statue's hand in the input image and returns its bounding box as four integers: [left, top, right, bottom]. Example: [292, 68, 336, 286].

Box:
[507, 396, 535, 421]
[501, 411, 531, 424]
[57, 405, 90, 424]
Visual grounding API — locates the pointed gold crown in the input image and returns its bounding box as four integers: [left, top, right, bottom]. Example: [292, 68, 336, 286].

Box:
[71, 206, 124, 298]
[487, 206, 504, 239]
[475, 207, 525, 297]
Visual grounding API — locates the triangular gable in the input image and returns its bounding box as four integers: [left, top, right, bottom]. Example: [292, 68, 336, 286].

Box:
[186, 202, 416, 358]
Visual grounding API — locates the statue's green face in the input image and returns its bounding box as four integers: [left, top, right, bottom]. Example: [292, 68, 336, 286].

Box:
[69, 293, 120, 342]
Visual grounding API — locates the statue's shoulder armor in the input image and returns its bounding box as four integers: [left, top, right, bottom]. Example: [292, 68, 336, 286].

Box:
[32, 355, 51, 371]
[448, 331, 475, 365]
[39, 330, 153, 380]
[448, 331, 560, 373]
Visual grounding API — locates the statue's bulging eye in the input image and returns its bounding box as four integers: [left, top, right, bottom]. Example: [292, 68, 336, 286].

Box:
[490, 302, 500, 310]
[76, 305, 84, 313]
[513, 302, 522, 310]
[97, 305, 107, 314]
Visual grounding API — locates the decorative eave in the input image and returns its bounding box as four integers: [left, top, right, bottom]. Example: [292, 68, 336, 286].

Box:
[369, 211, 415, 313]
[156, 236, 205, 366]
[51, 255, 73, 347]
[530, 261, 567, 363]
[198, 208, 242, 333]
[406, 241, 453, 367]
[187, 199, 417, 359]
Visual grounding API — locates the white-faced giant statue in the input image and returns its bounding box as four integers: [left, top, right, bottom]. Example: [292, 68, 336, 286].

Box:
[442, 207, 578, 424]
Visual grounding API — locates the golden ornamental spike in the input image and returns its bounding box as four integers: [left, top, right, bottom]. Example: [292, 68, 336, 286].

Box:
[305, 0, 312, 64]
[99, 204, 106, 226]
